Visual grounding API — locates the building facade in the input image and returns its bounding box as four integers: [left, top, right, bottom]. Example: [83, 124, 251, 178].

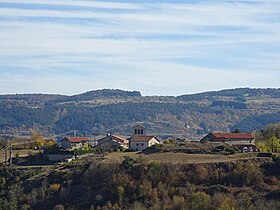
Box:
[201, 132, 256, 152]
[61, 137, 90, 150]
[129, 124, 160, 151]
[97, 134, 129, 148]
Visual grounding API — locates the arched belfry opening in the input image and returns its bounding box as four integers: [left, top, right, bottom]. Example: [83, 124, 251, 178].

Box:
[132, 124, 145, 136]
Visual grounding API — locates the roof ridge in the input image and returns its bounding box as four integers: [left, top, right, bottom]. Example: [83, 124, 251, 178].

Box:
[111, 134, 128, 141]
[212, 133, 254, 139]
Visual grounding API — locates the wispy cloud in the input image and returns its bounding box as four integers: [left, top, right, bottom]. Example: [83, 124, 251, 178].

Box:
[0, 0, 279, 95]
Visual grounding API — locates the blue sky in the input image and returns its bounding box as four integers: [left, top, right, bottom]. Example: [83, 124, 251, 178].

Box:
[0, 0, 279, 96]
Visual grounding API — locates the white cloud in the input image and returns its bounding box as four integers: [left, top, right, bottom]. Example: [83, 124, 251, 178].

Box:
[1, 59, 278, 96]
[0, 0, 279, 95]
[0, 0, 143, 10]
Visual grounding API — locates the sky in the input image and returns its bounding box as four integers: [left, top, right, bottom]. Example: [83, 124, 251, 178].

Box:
[0, 0, 279, 96]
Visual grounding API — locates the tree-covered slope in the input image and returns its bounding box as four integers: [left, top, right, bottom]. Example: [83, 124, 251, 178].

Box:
[0, 88, 279, 139]
[231, 112, 280, 132]
[57, 89, 141, 102]
[1, 155, 279, 210]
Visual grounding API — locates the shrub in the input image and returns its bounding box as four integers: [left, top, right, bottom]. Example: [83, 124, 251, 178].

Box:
[153, 144, 164, 152]
[147, 161, 162, 186]
[230, 162, 263, 186]
[138, 180, 152, 199]
[49, 183, 61, 194]
[189, 165, 209, 184]
[121, 156, 137, 170]
[172, 195, 186, 210]
[164, 139, 176, 144]
[188, 192, 211, 210]
[53, 204, 64, 210]
[73, 148, 95, 155]
[217, 197, 235, 210]
[225, 147, 236, 155]
[272, 154, 280, 165]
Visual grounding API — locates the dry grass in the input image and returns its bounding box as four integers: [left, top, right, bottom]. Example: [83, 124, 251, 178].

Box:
[103, 152, 259, 164]
[0, 149, 39, 163]
[14, 149, 40, 157]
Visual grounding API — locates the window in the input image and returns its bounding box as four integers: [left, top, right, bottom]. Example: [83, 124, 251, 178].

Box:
[141, 129, 143, 134]
[136, 143, 139, 146]
[141, 143, 144, 146]
[135, 129, 137, 134]
[138, 129, 140, 134]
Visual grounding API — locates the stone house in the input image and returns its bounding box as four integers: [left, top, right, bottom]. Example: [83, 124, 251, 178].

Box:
[201, 132, 256, 152]
[97, 134, 129, 149]
[61, 137, 90, 150]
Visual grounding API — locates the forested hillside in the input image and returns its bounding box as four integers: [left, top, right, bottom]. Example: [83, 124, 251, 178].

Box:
[0, 155, 279, 210]
[0, 88, 279, 139]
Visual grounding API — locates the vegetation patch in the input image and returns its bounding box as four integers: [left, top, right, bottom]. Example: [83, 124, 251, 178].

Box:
[0, 154, 278, 210]
[143, 141, 240, 155]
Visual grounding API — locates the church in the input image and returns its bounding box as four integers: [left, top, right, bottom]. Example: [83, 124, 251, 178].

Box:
[129, 124, 161, 151]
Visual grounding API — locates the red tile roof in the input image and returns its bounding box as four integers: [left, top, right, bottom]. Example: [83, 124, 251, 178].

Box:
[130, 136, 159, 142]
[98, 134, 129, 143]
[65, 137, 90, 143]
[111, 134, 129, 143]
[212, 133, 254, 140]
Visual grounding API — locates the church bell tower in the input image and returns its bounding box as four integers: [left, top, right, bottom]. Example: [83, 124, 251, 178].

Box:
[132, 124, 145, 136]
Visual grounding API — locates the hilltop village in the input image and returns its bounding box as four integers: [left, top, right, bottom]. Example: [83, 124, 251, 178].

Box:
[0, 123, 279, 210]
[62, 124, 256, 152]
[0, 123, 262, 165]
[0, 89, 279, 210]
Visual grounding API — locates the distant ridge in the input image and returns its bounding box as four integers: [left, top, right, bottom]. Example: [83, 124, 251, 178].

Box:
[62, 89, 142, 102]
[177, 88, 280, 101]
[0, 93, 67, 103]
[0, 87, 279, 139]
[0, 89, 142, 103]
[1, 87, 279, 100]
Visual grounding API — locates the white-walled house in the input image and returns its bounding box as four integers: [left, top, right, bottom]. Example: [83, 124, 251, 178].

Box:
[129, 124, 160, 151]
[129, 136, 160, 151]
